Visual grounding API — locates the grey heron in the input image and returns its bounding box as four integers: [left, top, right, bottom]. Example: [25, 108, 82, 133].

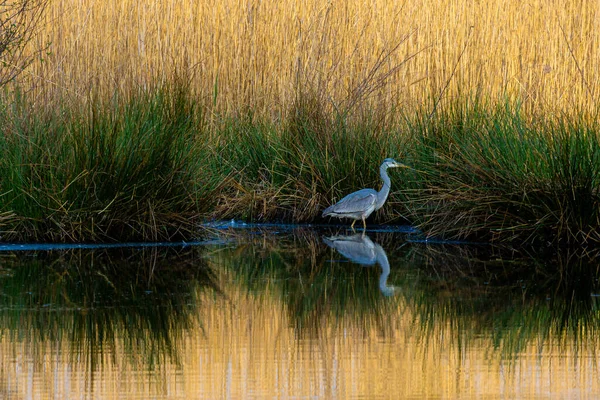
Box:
[322, 158, 409, 230]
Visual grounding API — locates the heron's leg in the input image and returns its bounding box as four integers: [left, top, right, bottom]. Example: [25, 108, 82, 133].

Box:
[362, 217, 367, 230]
[350, 220, 356, 231]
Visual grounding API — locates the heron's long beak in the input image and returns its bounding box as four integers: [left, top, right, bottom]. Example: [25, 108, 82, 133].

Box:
[393, 162, 412, 169]
[395, 162, 426, 174]
[398, 163, 426, 174]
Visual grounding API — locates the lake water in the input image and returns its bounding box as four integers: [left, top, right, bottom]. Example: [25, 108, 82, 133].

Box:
[1, 224, 599, 399]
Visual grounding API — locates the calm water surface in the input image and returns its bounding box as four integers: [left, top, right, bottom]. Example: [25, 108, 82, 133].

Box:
[1, 225, 599, 399]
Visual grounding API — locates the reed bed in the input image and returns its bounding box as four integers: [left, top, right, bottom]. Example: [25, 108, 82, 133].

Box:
[26, 0, 600, 118]
[0, 0, 599, 245]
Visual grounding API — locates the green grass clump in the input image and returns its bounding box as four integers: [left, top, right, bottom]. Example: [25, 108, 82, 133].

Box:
[0, 83, 206, 242]
[398, 100, 600, 245]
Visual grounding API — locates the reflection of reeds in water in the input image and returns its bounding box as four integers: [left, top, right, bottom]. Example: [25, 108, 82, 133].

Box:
[211, 229, 600, 351]
[0, 247, 216, 371]
[207, 229, 405, 337]
[3, 282, 599, 398]
[395, 243, 600, 362]
[1, 234, 600, 398]
[198, 238, 600, 398]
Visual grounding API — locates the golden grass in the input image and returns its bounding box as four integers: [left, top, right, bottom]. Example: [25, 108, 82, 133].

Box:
[22, 0, 599, 119]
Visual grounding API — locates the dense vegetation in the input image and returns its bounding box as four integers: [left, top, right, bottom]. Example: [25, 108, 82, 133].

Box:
[0, 0, 598, 245]
[0, 84, 598, 245]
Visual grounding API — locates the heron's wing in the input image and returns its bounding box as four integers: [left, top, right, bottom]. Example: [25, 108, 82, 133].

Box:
[324, 189, 378, 214]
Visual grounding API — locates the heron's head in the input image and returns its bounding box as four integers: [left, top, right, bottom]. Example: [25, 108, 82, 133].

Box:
[382, 158, 410, 169]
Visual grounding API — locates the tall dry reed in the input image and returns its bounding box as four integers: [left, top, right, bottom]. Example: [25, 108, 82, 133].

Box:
[24, 0, 600, 119]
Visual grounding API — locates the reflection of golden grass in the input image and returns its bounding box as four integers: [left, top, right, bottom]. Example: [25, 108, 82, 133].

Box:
[31, 0, 599, 117]
[2, 268, 599, 398]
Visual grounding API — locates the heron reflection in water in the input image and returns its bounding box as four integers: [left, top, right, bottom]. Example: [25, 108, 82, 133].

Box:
[322, 158, 409, 231]
[323, 233, 397, 296]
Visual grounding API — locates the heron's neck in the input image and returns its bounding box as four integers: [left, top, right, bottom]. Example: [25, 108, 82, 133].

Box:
[376, 165, 392, 210]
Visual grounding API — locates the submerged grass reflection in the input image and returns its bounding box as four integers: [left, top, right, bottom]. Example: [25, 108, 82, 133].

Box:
[1, 231, 599, 397]
[0, 246, 218, 369]
[400, 243, 600, 341]
[207, 229, 406, 337]
[402, 242, 600, 361]
[208, 227, 600, 355]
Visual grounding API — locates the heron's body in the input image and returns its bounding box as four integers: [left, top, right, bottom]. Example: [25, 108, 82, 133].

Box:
[322, 158, 407, 230]
[322, 188, 379, 223]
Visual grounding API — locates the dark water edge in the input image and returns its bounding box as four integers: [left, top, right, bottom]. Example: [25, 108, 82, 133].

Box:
[0, 222, 599, 398]
[0, 238, 229, 251]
